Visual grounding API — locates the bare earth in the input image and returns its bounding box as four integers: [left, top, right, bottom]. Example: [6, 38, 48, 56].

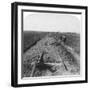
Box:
[22, 32, 80, 77]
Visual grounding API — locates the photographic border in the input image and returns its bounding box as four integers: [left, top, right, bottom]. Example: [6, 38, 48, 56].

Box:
[11, 2, 88, 87]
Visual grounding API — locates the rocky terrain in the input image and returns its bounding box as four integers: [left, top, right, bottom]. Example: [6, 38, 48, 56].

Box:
[22, 31, 80, 77]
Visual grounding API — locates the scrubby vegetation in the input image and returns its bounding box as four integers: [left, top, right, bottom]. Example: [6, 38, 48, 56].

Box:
[22, 31, 80, 77]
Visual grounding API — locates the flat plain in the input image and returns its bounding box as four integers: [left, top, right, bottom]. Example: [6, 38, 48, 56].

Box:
[22, 31, 80, 77]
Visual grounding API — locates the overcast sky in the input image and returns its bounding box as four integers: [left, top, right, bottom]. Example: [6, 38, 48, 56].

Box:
[24, 12, 81, 33]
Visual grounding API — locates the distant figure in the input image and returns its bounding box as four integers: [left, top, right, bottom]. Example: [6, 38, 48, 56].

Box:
[60, 35, 66, 43]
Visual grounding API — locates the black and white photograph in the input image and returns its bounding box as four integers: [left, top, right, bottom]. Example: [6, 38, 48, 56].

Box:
[11, 2, 88, 87]
[22, 12, 80, 78]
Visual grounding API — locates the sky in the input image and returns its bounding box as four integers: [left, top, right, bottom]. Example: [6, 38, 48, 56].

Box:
[23, 12, 81, 33]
